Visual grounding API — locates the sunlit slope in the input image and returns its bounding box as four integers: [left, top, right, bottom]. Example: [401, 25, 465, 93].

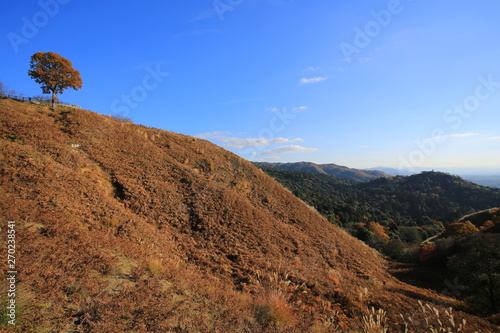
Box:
[0, 98, 496, 332]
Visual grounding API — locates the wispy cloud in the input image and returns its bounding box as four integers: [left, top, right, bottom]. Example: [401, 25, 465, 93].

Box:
[188, 9, 215, 23]
[268, 106, 309, 113]
[253, 145, 318, 156]
[292, 105, 309, 112]
[196, 132, 303, 149]
[303, 66, 320, 72]
[430, 133, 479, 141]
[173, 29, 222, 39]
[489, 136, 500, 140]
[454, 133, 478, 137]
[196, 131, 230, 139]
[299, 76, 328, 84]
[253, 156, 282, 162]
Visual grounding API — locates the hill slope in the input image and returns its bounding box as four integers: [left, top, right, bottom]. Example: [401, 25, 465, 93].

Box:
[256, 161, 389, 182]
[0, 98, 496, 332]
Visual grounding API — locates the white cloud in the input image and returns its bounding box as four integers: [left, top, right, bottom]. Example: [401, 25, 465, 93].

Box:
[196, 132, 303, 149]
[195, 131, 230, 139]
[449, 133, 478, 138]
[254, 145, 318, 156]
[222, 138, 269, 149]
[430, 133, 479, 141]
[270, 137, 290, 144]
[300, 76, 328, 84]
[292, 105, 309, 112]
[489, 136, 500, 140]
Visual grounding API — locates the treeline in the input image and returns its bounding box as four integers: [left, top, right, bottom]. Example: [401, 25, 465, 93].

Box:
[257, 166, 500, 259]
[257, 166, 500, 227]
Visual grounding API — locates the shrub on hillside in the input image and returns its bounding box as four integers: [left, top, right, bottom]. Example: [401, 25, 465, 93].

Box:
[110, 114, 134, 123]
[0, 81, 5, 97]
[32, 95, 58, 105]
[0, 81, 19, 98]
[442, 221, 479, 238]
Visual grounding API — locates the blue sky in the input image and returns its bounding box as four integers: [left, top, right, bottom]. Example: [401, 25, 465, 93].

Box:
[2, 0, 500, 173]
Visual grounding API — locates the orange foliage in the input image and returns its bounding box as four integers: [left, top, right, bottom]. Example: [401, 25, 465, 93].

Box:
[481, 220, 495, 230]
[419, 245, 437, 264]
[28, 52, 83, 106]
[443, 221, 479, 237]
[365, 221, 390, 242]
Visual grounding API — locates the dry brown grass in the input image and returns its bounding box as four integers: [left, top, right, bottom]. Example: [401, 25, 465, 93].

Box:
[0, 98, 497, 332]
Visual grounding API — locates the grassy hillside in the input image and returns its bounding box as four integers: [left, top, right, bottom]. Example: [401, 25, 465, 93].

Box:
[0, 98, 497, 332]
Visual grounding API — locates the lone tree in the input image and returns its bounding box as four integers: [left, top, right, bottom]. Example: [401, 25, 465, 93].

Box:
[28, 52, 82, 107]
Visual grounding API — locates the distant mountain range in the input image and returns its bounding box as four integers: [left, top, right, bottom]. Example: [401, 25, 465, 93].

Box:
[366, 167, 500, 188]
[255, 161, 389, 182]
[256, 166, 500, 227]
[256, 163, 500, 188]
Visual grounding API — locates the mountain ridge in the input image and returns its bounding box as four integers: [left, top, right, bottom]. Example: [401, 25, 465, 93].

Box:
[256, 161, 389, 182]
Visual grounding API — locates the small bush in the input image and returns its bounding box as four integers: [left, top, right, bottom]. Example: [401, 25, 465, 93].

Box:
[110, 114, 134, 123]
[0, 81, 6, 97]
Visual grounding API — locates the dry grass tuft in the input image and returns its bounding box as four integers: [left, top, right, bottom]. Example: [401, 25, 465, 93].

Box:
[399, 301, 470, 333]
[362, 307, 388, 333]
[253, 291, 297, 330]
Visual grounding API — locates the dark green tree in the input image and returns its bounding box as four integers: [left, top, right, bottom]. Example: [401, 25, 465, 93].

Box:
[448, 234, 500, 314]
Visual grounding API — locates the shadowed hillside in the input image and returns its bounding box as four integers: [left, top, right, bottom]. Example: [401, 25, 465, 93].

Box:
[0, 98, 497, 332]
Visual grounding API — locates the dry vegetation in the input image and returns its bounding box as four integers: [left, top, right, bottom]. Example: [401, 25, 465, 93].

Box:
[0, 98, 497, 332]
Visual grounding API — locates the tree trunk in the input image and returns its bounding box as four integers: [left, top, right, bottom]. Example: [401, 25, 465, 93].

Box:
[51, 91, 56, 109]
